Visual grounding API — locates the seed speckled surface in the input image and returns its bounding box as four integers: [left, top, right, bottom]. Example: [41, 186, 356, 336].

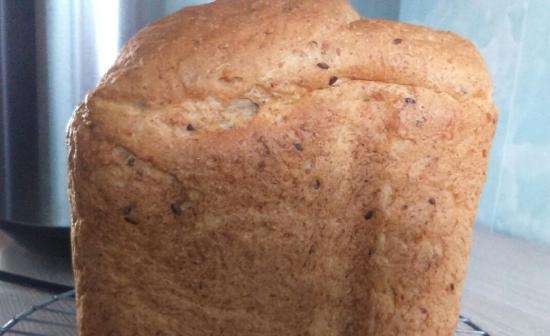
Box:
[67, 1, 497, 335]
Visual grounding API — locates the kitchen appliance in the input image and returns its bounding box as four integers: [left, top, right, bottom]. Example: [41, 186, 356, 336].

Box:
[0, 1, 220, 239]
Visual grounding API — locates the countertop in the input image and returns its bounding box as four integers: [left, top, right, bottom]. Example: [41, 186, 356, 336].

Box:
[461, 228, 550, 335]
[1, 227, 549, 335]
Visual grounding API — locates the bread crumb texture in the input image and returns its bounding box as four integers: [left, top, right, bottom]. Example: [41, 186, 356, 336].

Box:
[67, 0, 497, 335]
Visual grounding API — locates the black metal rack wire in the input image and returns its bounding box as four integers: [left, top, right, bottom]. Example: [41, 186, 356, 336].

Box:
[0, 290, 489, 335]
[1, 290, 76, 336]
[456, 316, 490, 335]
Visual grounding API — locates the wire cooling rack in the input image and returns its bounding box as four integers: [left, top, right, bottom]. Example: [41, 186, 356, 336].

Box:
[1, 290, 76, 336]
[0, 290, 489, 335]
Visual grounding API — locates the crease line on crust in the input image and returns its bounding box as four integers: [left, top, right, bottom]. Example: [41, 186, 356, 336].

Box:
[86, 76, 479, 134]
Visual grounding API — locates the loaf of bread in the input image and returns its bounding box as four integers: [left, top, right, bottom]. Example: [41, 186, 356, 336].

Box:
[67, 0, 497, 335]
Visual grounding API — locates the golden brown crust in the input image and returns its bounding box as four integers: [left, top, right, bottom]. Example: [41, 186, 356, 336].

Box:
[93, 0, 490, 104]
[68, 1, 497, 335]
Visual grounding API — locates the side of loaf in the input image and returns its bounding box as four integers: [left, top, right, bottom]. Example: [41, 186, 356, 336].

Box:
[67, 0, 497, 335]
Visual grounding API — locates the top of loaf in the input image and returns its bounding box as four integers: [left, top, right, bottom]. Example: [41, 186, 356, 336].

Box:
[85, 0, 492, 132]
